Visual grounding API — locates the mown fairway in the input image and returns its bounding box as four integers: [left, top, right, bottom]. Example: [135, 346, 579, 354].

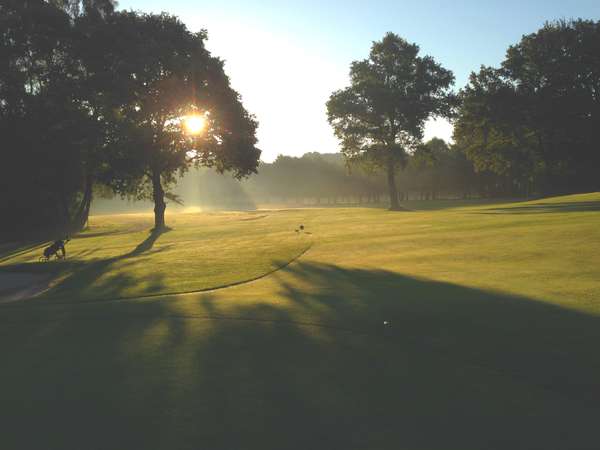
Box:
[1, 193, 600, 449]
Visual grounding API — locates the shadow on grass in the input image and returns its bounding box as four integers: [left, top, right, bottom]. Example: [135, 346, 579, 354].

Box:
[1, 261, 599, 449]
[2, 227, 173, 301]
[401, 198, 525, 211]
[267, 198, 525, 212]
[129, 227, 171, 256]
[74, 229, 133, 239]
[74, 220, 152, 240]
[0, 241, 49, 264]
[477, 200, 600, 214]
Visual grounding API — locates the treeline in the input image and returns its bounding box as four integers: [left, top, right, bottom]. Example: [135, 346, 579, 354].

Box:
[96, 118, 592, 209]
[93, 138, 528, 210]
[244, 139, 535, 205]
[1, 1, 259, 238]
[182, 138, 525, 209]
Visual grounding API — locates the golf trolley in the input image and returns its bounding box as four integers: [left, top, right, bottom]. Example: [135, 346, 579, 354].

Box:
[38, 253, 65, 262]
[39, 238, 69, 262]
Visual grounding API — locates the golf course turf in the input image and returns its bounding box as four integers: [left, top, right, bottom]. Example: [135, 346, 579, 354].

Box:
[1, 193, 600, 449]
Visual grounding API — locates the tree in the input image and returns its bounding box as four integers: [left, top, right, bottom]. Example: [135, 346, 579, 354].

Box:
[0, 0, 104, 235]
[453, 67, 538, 196]
[505, 19, 600, 193]
[455, 20, 600, 196]
[85, 12, 260, 229]
[327, 32, 455, 210]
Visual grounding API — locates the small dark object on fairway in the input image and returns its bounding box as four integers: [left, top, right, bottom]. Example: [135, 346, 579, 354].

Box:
[299, 224, 305, 230]
[40, 237, 70, 262]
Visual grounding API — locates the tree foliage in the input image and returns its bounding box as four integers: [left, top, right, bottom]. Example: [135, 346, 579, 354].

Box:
[82, 12, 260, 229]
[0, 1, 259, 235]
[454, 19, 600, 195]
[0, 0, 100, 234]
[235, 143, 498, 206]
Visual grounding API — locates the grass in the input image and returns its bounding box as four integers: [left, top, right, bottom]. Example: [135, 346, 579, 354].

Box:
[1, 193, 600, 449]
[1, 211, 312, 301]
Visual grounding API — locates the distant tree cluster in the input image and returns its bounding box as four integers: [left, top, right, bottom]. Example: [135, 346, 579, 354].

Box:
[1, 1, 259, 237]
[90, 139, 548, 212]
[240, 141, 507, 205]
[244, 153, 385, 205]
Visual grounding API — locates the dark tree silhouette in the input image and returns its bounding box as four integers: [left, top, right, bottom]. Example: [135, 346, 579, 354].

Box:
[0, 3, 258, 235]
[77, 12, 260, 229]
[454, 19, 600, 195]
[453, 67, 538, 196]
[0, 0, 105, 234]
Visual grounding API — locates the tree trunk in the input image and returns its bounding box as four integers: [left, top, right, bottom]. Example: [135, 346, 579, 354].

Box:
[58, 192, 71, 231]
[152, 170, 166, 230]
[72, 175, 93, 232]
[387, 160, 400, 210]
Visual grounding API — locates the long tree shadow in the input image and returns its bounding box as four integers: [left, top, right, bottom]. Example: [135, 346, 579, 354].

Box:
[127, 227, 171, 257]
[477, 200, 600, 214]
[26, 227, 172, 301]
[2, 260, 600, 449]
[0, 240, 48, 263]
[273, 262, 600, 399]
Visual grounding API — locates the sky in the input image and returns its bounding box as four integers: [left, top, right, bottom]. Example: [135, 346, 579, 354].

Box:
[118, 0, 600, 162]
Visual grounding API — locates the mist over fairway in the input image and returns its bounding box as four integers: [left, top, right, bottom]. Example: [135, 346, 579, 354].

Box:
[1, 194, 600, 449]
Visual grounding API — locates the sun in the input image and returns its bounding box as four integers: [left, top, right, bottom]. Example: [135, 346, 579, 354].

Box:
[184, 115, 206, 135]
